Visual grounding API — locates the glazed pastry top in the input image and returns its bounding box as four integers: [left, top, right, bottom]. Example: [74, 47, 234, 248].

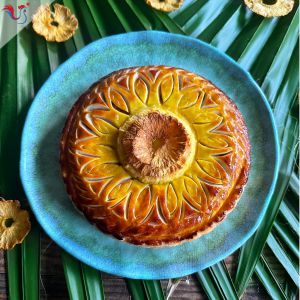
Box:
[60, 66, 250, 246]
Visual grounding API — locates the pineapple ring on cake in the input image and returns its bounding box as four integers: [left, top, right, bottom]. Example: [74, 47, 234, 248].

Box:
[117, 109, 197, 184]
[60, 66, 250, 246]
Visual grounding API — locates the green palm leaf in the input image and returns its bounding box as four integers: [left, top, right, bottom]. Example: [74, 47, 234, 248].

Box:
[267, 233, 299, 287]
[151, 10, 184, 33]
[0, 36, 18, 300]
[196, 269, 222, 300]
[289, 172, 299, 197]
[62, 252, 105, 300]
[16, 10, 41, 300]
[61, 251, 86, 300]
[6, 247, 21, 300]
[235, 114, 299, 296]
[255, 254, 288, 300]
[143, 280, 165, 300]
[250, 9, 297, 85]
[197, 262, 238, 300]
[126, 279, 147, 300]
[237, 17, 279, 70]
[108, 0, 145, 32]
[284, 279, 299, 300]
[81, 263, 105, 300]
[279, 199, 299, 235]
[0, 0, 298, 299]
[234, 5, 298, 294]
[1, 19, 42, 299]
[21, 226, 40, 300]
[273, 46, 299, 138]
[273, 216, 299, 258]
[125, 0, 154, 30]
[261, 9, 299, 105]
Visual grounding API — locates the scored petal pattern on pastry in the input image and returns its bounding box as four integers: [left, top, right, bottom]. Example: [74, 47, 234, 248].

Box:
[60, 66, 250, 246]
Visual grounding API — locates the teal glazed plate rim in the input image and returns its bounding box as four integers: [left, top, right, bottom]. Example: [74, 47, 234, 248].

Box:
[20, 31, 280, 279]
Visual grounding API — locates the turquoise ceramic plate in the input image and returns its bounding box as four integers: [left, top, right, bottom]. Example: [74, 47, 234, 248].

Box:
[20, 31, 279, 279]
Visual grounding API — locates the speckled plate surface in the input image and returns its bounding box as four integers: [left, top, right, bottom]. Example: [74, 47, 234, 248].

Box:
[20, 31, 279, 279]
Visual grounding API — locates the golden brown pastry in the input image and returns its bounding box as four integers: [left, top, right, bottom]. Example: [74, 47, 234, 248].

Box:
[60, 66, 250, 246]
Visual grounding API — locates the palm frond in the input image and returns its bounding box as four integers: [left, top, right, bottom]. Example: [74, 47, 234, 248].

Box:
[196, 262, 238, 300]
[273, 46, 299, 137]
[273, 217, 299, 258]
[267, 233, 299, 287]
[0, 0, 298, 299]
[108, 0, 145, 32]
[235, 115, 299, 296]
[6, 247, 22, 300]
[210, 262, 239, 299]
[61, 251, 86, 300]
[284, 279, 298, 300]
[261, 9, 299, 105]
[15, 9, 41, 299]
[125, 0, 155, 30]
[255, 254, 288, 300]
[0, 33, 24, 300]
[279, 200, 299, 235]
[196, 269, 222, 300]
[126, 279, 147, 300]
[237, 18, 279, 70]
[21, 226, 40, 300]
[143, 280, 165, 300]
[81, 263, 105, 300]
[289, 172, 299, 197]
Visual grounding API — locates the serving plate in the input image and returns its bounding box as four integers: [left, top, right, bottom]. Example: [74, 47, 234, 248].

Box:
[20, 31, 279, 279]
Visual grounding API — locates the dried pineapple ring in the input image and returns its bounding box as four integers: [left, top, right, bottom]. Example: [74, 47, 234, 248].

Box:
[118, 109, 196, 184]
[0, 200, 31, 250]
[32, 4, 78, 42]
[244, 0, 294, 17]
[145, 0, 183, 12]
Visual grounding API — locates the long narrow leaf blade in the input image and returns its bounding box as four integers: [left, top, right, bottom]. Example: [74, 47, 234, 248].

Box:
[279, 199, 299, 234]
[21, 225, 40, 300]
[255, 255, 288, 300]
[235, 115, 299, 297]
[196, 269, 222, 300]
[284, 279, 298, 300]
[289, 172, 299, 197]
[16, 0, 41, 296]
[125, 0, 153, 30]
[261, 9, 299, 104]
[81, 263, 104, 300]
[6, 247, 22, 300]
[210, 262, 239, 300]
[0, 23, 22, 300]
[61, 251, 86, 300]
[273, 217, 299, 258]
[1, 2, 297, 300]
[267, 233, 299, 287]
[152, 10, 185, 34]
[126, 279, 147, 300]
[143, 280, 164, 300]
